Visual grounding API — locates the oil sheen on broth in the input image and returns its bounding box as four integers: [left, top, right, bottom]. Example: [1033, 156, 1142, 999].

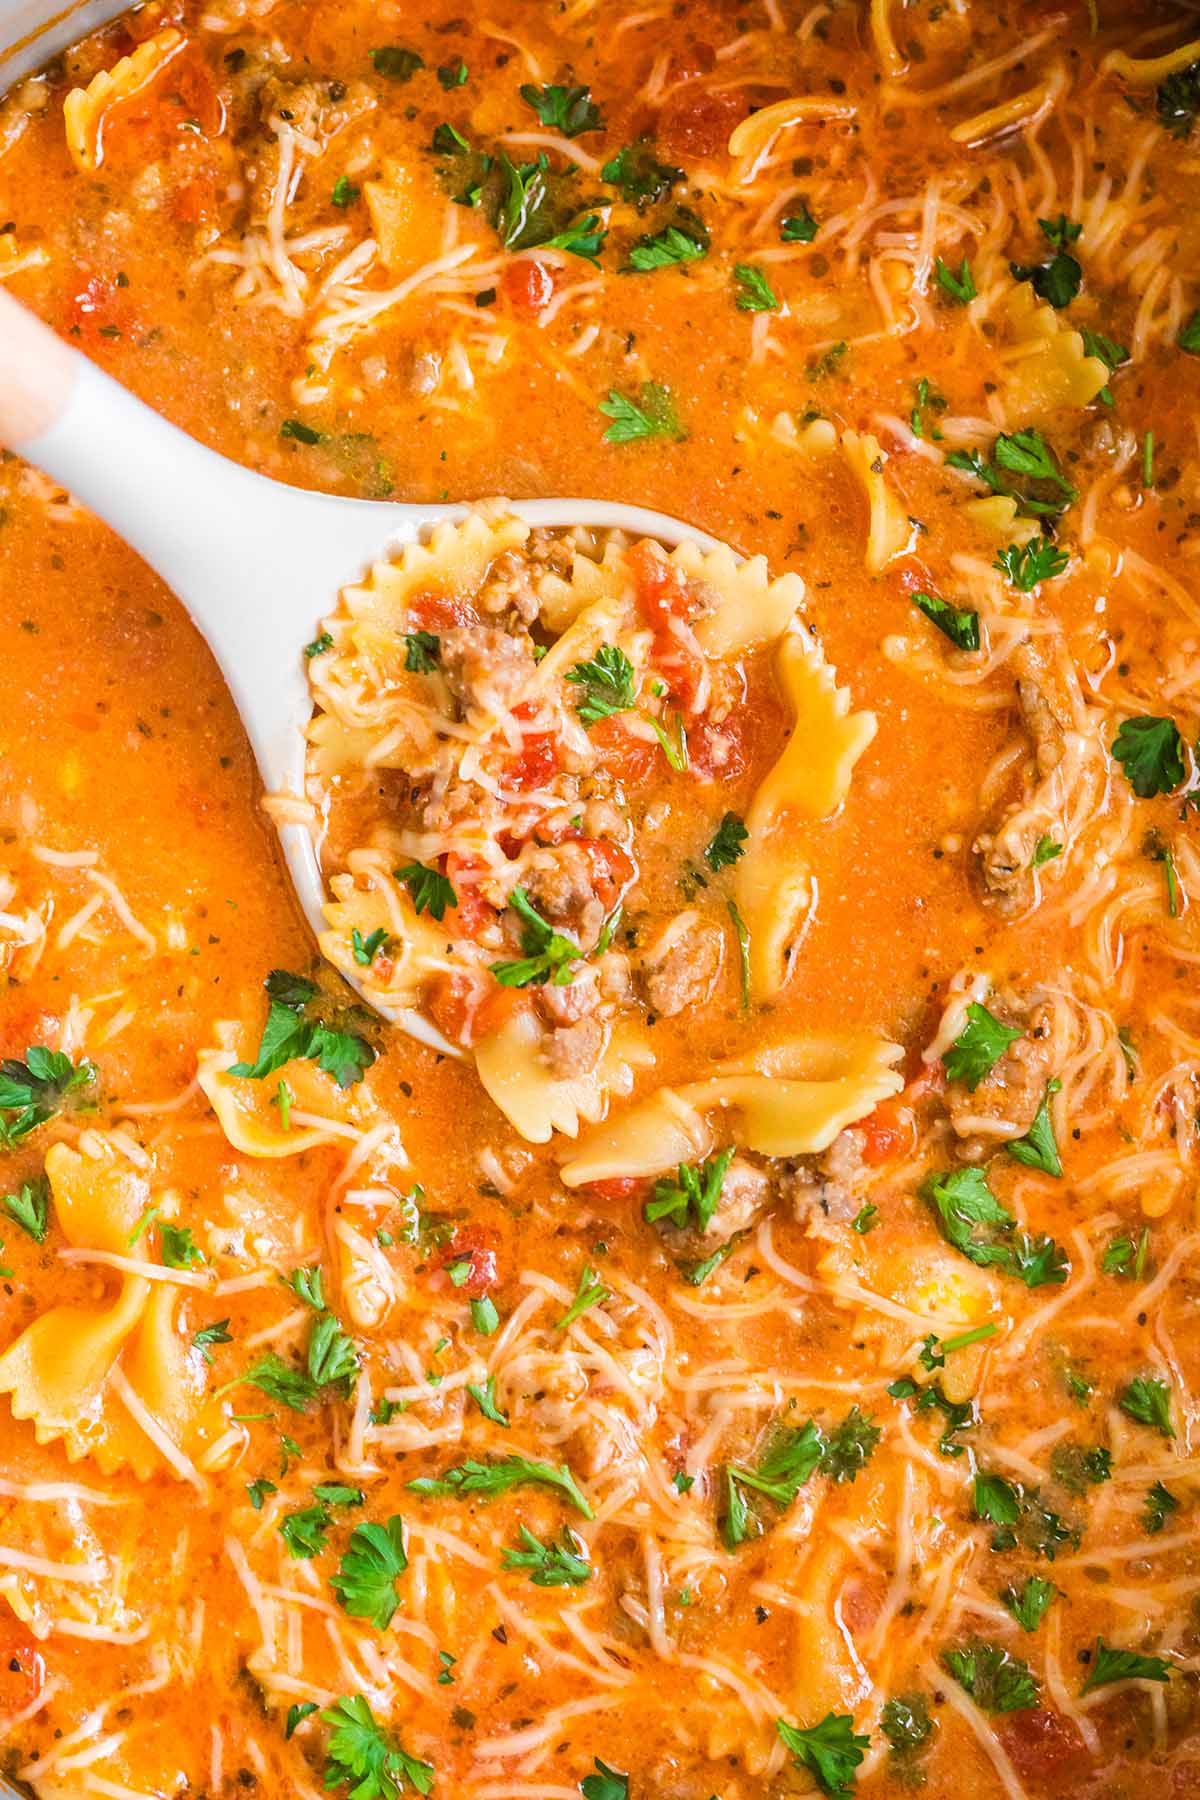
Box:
[1, 3, 1200, 1798]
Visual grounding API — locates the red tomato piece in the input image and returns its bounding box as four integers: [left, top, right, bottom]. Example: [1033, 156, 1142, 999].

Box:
[406, 588, 478, 632]
[858, 1101, 914, 1167]
[576, 838, 635, 910]
[442, 1228, 499, 1296]
[443, 854, 493, 939]
[0, 1625, 45, 1725]
[588, 1176, 645, 1204]
[64, 273, 133, 343]
[426, 973, 527, 1049]
[657, 84, 744, 160]
[502, 258, 555, 318]
[589, 715, 658, 785]
[687, 715, 749, 781]
[998, 1710, 1083, 1785]
[627, 539, 691, 633]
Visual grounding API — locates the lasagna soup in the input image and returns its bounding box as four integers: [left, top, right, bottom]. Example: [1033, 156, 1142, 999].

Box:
[2, 2, 1200, 1798]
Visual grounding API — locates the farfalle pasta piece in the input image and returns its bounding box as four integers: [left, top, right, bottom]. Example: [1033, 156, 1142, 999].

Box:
[320, 862, 453, 1016]
[996, 281, 1109, 418]
[363, 158, 444, 273]
[841, 430, 915, 573]
[474, 1009, 654, 1144]
[197, 1019, 373, 1156]
[0, 1140, 226, 1479]
[737, 630, 876, 1000]
[962, 494, 1039, 549]
[671, 540, 804, 656]
[62, 27, 184, 172]
[560, 1034, 902, 1184]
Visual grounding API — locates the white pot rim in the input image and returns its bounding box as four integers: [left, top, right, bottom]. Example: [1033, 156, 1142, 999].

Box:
[1, 0, 127, 87]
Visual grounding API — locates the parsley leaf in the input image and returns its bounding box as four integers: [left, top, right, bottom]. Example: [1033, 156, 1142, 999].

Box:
[566, 644, 636, 724]
[1033, 836, 1062, 867]
[924, 1167, 1068, 1287]
[881, 1693, 934, 1761]
[1002, 1575, 1057, 1633]
[974, 1470, 1076, 1558]
[404, 630, 440, 673]
[851, 1202, 878, 1234]
[626, 222, 708, 271]
[465, 1373, 510, 1426]
[286, 1701, 318, 1737]
[330, 1517, 409, 1629]
[705, 811, 748, 871]
[776, 1713, 870, 1798]
[599, 383, 684, 443]
[1156, 61, 1200, 139]
[947, 429, 1077, 520]
[159, 1222, 204, 1269]
[0, 1047, 97, 1149]
[228, 970, 375, 1089]
[1010, 241, 1082, 309]
[502, 1524, 591, 1587]
[239, 1352, 321, 1412]
[308, 1314, 360, 1394]
[284, 1265, 326, 1310]
[1050, 1442, 1112, 1494]
[912, 590, 980, 652]
[1179, 307, 1200, 354]
[943, 1642, 1039, 1712]
[1119, 1375, 1174, 1437]
[645, 1147, 734, 1234]
[733, 262, 778, 312]
[407, 1453, 593, 1517]
[437, 57, 467, 89]
[331, 175, 360, 208]
[192, 1318, 232, 1364]
[1145, 1480, 1179, 1534]
[557, 1263, 610, 1329]
[370, 46, 424, 81]
[994, 536, 1069, 590]
[601, 140, 682, 208]
[580, 1760, 628, 1800]
[781, 199, 819, 242]
[396, 861, 458, 921]
[352, 927, 389, 967]
[280, 1503, 332, 1559]
[519, 82, 604, 136]
[1111, 715, 1185, 797]
[280, 418, 321, 445]
[934, 256, 976, 304]
[821, 1407, 881, 1483]
[2, 1174, 50, 1243]
[321, 1693, 434, 1796]
[495, 154, 606, 261]
[246, 1477, 277, 1510]
[943, 1002, 1022, 1089]
[491, 887, 581, 988]
[1006, 1079, 1062, 1176]
[1081, 1638, 1172, 1694]
[723, 1417, 825, 1546]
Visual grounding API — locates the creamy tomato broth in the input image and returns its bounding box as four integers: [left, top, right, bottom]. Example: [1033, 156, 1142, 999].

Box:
[3, 1, 1200, 1796]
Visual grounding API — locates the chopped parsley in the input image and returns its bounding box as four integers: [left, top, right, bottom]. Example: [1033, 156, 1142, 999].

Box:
[1118, 1375, 1174, 1438]
[0, 1046, 97, 1149]
[159, 1222, 204, 1269]
[556, 1263, 610, 1329]
[934, 255, 976, 304]
[880, 1693, 934, 1776]
[495, 154, 605, 261]
[912, 590, 980, 652]
[352, 927, 390, 967]
[943, 1001, 1022, 1089]
[396, 861, 457, 921]
[722, 1417, 825, 1547]
[490, 887, 581, 988]
[502, 1524, 591, 1587]
[973, 1469, 1076, 1558]
[580, 1760, 628, 1800]
[704, 811, 748, 871]
[321, 1693, 434, 1797]
[1081, 1638, 1172, 1694]
[1156, 60, 1200, 139]
[2, 1174, 50, 1243]
[1033, 836, 1063, 867]
[923, 1166, 1068, 1288]
[942, 1642, 1039, 1712]
[330, 1517, 409, 1629]
[280, 418, 322, 445]
[284, 1265, 326, 1310]
[1006, 1079, 1063, 1176]
[465, 1374, 510, 1427]
[733, 262, 779, 312]
[1103, 1225, 1150, 1278]
[1145, 1481, 1179, 1534]
[994, 536, 1069, 591]
[850, 1202, 878, 1235]
[1002, 1575, 1057, 1633]
[946, 428, 1077, 520]
[407, 1454, 593, 1518]
[821, 1407, 882, 1483]
[727, 896, 750, 1012]
[1050, 1442, 1112, 1495]
[599, 382, 684, 442]
[279, 1503, 332, 1560]
[566, 643, 636, 724]
[519, 82, 604, 136]
[601, 140, 682, 208]
[285, 1701, 318, 1738]
[1179, 308, 1200, 354]
[776, 1713, 870, 1799]
[192, 1318, 232, 1364]
[246, 1478, 277, 1510]
[781, 199, 819, 242]
[228, 970, 375, 1089]
[1082, 326, 1130, 404]
[626, 221, 708, 271]
[437, 57, 467, 89]
[331, 176, 360, 208]
[369, 46, 424, 81]
[304, 631, 334, 658]
[1010, 214, 1083, 309]
[645, 1147, 734, 1235]
[1111, 714, 1185, 797]
[404, 630, 440, 673]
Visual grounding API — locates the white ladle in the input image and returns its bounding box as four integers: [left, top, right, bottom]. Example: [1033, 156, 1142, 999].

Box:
[0, 288, 715, 1051]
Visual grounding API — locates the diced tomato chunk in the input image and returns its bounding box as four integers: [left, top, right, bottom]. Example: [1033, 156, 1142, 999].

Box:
[587, 1176, 645, 1205]
[407, 588, 478, 632]
[666, 41, 715, 83]
[589, 715, 658, 785]
[111, 51, 226, 159]
[858, 1101, 913, 1166]
[575, 838, 635, 910]
[0, 1625, 45, 1724]
[501, 258, 555, 318]
[64, 272, 134, 343]
[657, 84, 744, 159]
[997, 1710, 1082, 1784]
[507, 706, 559, 790]
[687, 715, 749, 781]
[443, 854, 492, 939]
[426, 973, 526, 1049]
[627, 540, 691, 632]
[442, 1228, 499, 1296]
